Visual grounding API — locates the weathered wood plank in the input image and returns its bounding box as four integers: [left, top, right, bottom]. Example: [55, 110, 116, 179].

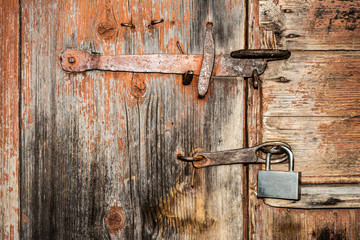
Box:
[21, 0, 246, 239]
[247, 0, 360, 237]
[263, 117, 360, 183]
[246, 81, 360, 239]
[263, 52, 360, 117]
[263, 116, 360, 184]
[256, 206, 357, 239]
[0, 1, 20, 239]
[265, 185, 360, 208]
[249, 0, 360, 50]
[260, 53, 360, 184]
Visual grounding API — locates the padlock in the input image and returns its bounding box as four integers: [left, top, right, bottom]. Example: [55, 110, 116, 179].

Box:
[257, 145, 301, 200]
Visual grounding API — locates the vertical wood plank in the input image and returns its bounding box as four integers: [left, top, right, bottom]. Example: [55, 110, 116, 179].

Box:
[21, 0, 246, 239]
[0, 1, 20, 239]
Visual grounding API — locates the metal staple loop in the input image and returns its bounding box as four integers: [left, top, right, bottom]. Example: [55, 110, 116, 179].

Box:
[255, 143, 291, 164]
[258, 145, 287, 155]
[177, 154, 205, 162]
[256, 141, 291, 155]
[150, 19, 164, 25]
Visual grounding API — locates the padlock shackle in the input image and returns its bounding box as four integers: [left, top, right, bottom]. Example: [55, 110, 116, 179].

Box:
[265, 146, 294, 172]
[279, 145, 294, 171]
[266, 153, 271, 171]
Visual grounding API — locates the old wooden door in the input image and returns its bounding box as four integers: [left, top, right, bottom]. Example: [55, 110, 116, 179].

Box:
[1, 0, 360, 239]
[2, 0, 247, 239]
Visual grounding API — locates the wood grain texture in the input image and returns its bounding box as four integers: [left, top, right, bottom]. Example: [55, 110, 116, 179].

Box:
[263, 52, 360, 117]
[20, 0, 246, 239]
[262, 52, 360, 184]
[0, 1, 20, 239]
[253, 206, 358, 240]
[246, 79, 360, 240]
[263, 116, 360, 184]
[265, 184, 360, 209]
[247, 0, 360, 238]
[249, 0, 360, 50]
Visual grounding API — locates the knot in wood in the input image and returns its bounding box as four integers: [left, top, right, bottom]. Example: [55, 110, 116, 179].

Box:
[131, 78, 147, 98]
[105, 207, 124, 232]
[97, 21, 117, 38]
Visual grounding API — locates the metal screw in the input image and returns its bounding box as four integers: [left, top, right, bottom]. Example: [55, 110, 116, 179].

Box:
[121, 23, 135, 28]
[252, 69, 262, 89]
[68, 57, 75, 63]
[151, 19, 164, 25]
[176, 41, 185, 54]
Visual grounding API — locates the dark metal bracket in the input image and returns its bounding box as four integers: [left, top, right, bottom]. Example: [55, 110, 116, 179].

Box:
[177, 142, 291, 169]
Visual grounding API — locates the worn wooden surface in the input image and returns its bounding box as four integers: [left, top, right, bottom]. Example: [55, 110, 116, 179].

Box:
[0, 1, 20, 239]
[247, 77, 360, 240]
[262, 52, 360, 184]
[249, 0, 360, 50]
[248, 0, 360, 239]
[20, 0, 246, 239]
[265, 184, 360, 209]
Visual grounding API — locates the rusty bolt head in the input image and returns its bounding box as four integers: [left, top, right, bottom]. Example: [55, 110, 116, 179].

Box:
[68, 57, 76, 64]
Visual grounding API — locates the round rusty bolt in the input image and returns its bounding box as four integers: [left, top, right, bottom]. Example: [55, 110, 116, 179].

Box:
[68, 57, 76, 64]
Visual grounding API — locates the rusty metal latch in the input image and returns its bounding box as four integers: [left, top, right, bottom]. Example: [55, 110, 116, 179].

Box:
[60, 23, 290, 97]
[177, 142, 291, 168]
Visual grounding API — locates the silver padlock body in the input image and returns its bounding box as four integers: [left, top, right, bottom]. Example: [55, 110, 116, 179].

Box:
[257, 170, 300, 200]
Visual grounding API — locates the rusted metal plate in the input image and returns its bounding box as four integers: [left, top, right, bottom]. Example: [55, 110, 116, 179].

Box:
[60, 49, 267, 77]
[198, 23, 215, 97]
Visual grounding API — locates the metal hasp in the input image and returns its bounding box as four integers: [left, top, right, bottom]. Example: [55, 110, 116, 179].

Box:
[257, 145, 301, 200]
[177, 142, 291, 168]
[60, 23, 290, 97]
